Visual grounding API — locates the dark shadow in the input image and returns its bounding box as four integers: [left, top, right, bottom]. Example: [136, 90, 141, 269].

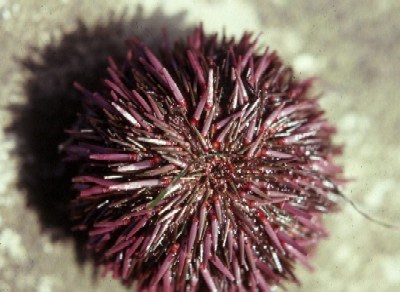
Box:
[8, 6, 189, 265]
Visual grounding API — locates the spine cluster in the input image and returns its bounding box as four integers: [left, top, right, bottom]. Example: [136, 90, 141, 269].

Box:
[65, 26, 344, 291]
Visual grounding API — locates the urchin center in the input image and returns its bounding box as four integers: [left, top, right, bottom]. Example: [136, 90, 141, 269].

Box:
[199, 155, 237, 187]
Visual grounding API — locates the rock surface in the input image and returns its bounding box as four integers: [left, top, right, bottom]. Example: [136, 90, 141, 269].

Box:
[1, 0, 399, 291]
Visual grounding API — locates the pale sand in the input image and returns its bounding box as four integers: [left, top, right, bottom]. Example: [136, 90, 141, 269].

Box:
[1, 1, 399, 291]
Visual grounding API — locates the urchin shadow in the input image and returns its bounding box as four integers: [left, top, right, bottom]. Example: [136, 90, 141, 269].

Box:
[8, 6, 189, 264]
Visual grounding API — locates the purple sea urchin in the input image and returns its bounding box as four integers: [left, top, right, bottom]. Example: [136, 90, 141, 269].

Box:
[64, 26, 344, 291]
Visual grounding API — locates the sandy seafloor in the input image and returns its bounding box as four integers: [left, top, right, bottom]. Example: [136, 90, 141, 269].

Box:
[0, 0, 399, 291]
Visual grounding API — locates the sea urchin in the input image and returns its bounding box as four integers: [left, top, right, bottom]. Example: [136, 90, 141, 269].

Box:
[64, 26, 344, 291]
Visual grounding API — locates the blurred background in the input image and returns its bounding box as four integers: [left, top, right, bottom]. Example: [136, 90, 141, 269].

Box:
[0, 0, 399, 291]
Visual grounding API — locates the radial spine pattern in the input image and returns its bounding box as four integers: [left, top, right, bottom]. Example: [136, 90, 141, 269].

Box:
[65, 26, 344, 291]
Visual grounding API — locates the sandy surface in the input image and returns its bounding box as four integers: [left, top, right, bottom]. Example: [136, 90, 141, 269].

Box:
[1, 0, 399, 291]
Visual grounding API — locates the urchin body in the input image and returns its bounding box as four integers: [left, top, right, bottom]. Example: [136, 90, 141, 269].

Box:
[65, 26, 343, 291]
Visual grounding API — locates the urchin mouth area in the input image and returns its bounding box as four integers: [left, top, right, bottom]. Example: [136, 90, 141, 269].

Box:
[204, 156, 235, 181]
[199, 155, 238, 194]
[150, 152, 244, 208]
